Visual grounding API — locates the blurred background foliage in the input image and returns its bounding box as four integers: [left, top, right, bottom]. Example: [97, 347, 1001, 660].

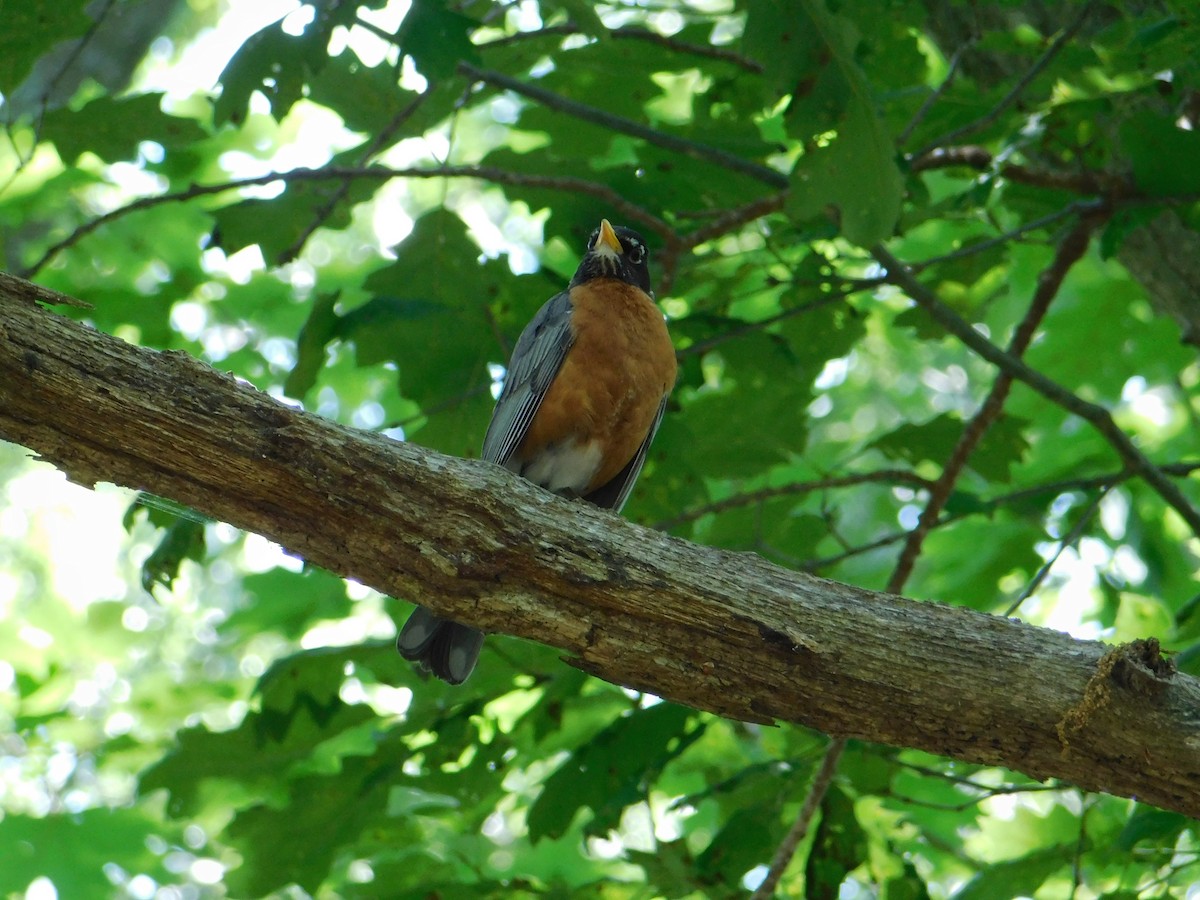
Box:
[2, 0, 1200, 896]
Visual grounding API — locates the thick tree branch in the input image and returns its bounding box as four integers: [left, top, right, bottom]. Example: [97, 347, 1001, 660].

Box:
[1, 272, 1199, 817]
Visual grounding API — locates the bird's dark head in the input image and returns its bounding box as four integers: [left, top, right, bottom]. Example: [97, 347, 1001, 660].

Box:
[570, 219, 653, 296]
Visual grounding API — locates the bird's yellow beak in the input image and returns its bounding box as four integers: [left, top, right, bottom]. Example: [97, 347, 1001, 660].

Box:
[596, 219, 621, 254]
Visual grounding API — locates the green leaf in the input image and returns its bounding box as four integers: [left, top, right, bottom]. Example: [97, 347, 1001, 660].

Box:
[223, 567, 353, 640]
[40, 93, 205, 162]
[225, 756, 392, 896]
[0, 807, 170, 896]
[307, 55, 412, 136]
[286, 291, 341, 399]
[140, 516, 206, 592]
[1115, 806, 1193, 850]
[0, 0, 92, 94]
[953, 847, 1068, 900]
[696, 807, 778, 887]
[629, 839, 703, 896]
[751, 0, 903, 244]
[869, 414, 1029, 483]
[527, 704, 703, 840]
[789, 95, 904, 245]
[881, 860, 932, 900]
[1120, 109, 1200, 196]
[806, 785, 868, 900]
[743, 0, 830, 96]
[139, 693, 374, 817]
[396, 0, 479, 80]
[215, 23, 308, 125]
[214, 3, 372, 125]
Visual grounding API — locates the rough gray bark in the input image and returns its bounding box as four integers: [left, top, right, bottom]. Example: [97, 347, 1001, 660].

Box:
[1, 271, 1198, 817]
[1116, 212, 1200, 347]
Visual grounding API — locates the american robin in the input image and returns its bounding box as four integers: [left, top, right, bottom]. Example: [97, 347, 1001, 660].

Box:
[396, 218, 677, 684]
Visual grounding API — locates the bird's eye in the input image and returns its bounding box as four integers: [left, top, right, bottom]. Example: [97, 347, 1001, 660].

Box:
[628, 242, 645, 264]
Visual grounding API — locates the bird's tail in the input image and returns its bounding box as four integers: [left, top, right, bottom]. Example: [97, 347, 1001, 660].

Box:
[396, 607, 485, 685]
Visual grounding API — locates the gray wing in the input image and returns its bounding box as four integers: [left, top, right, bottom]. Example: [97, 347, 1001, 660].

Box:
[481, 290, 575, 466]
[583, 394, 670, 512]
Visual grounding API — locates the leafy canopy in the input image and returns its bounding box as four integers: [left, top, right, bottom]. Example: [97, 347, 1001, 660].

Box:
[2, 0, 1200, 897]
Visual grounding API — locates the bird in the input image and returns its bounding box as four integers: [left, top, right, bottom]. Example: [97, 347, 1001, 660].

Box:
[396, 218, 677, 684]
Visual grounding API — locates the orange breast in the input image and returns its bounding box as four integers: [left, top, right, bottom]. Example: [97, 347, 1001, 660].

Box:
[517, 279, 677, 493]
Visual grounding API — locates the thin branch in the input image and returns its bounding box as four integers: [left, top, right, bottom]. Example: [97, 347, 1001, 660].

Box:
[769, 209, 1099, 894]
[0, 0, 119, 191]
[898, 42, 969, 147]
[456, 62, 789, 190]
[871, 241, 1200, 539]
[676, 292, 851, 360]
[654, 232, 688, 299]
[1003, 484, 1111, 617]
[910, 145, 1132, 196]
[886, 213, 1099, 593]
[477, 24, 764, 74]
[803, 529, 910, 571]
[679, 193, 788, 249]
[750, 738, 846, 900]
[19, 165, 674, 277]
[840, 213, 1099, 878]
[889, 782, 1064, 812]
[896, 759, 1036, 789]
[654, 469, 934, 531]
[276, 88, 432, 265]
[910, 199, 1106, 274]
[911, 2, 1097, 157]
[799, 461, 1200, 572]
[655, 193, 789, 295]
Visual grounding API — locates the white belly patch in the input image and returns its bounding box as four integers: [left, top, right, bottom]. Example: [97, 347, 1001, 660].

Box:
[520, 439, 603, 495]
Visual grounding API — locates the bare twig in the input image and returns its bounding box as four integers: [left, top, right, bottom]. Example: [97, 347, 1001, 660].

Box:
[20, 165, 674, 277]
[911, 2, 1096, 157]
[456, 62, 789, 190]
[756, 207, 1099, 897]
[1003, 484, 1111, 617]
[911, 145, 1131, 196]
[655, 469, 934, 531]
[750, 738, 847, 899]
[798, 461, 1200, 572]
[679, 193, 788, 248]
[890, 781, 1065, 812]
[1, 0, 119, 190]
[898, 42, 969, 147]
[910, 199, 1106, 273]
[763, 195, 1097, 892]
[477, 24, 764, 74]
[871, 242, 1200, 538]
[887, 214, 1099, 592]
[276, 88, 432, 264]
[761, 205, 1154, 889]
